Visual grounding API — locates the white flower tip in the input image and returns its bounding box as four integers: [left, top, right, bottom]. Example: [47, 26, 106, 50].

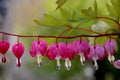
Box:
[94, 59, 99, 70]
[66, 66, 71, 71]
[38, 62, 42, 67]
[65, 59, 71, 71]
[108, 55, 115, 64]
[80, 55, 85, 66]
[94, 65, 99, 70]
[110, 60, 114, 64]
[56, 59, 61, 70]
[37, 56, 42, 67]
[56, 65, 61, 70]
[82, 61, 85, 66]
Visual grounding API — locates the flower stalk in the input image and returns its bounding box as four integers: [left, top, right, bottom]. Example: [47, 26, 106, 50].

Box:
[0, 31, 120, 39]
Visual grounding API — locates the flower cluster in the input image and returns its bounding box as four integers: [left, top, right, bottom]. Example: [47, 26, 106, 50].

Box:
[0, 40, 25, 67]
[29, 39, 119, 70]
[0, 39, 120, 70]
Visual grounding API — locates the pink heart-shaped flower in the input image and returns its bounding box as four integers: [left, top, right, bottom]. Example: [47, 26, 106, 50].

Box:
[12, 42, 25, 67]
[0, 40, 10, 54]
[47, 42, 67, 70]
[0, 40, 10, 63]
[30, 40, 47, 67]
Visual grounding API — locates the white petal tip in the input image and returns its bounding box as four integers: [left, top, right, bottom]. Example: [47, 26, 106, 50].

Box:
[108, 55, 115, 64]
[65, 59, 71, 71]
[80, 55, 85, 66]
[38, 62, 42, 67]
[56, 65, 61, 70]
[81, 61, 85, 66]
[94, 65, 99, 70]
[65, 65, 71, 71]
[94, 59, 99, 70]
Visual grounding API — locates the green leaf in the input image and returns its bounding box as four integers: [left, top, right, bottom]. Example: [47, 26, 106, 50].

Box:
[35, 14, 65, 27]
[109, 0, 120, 17]
[56, 0, 68, 10]
[34, 19, 62, 27]
[44, 14, 59, 22]
[111, 0, 120, 18]
[35, 8, 74, 27]
[59, 8, 70, 25]
[106, 3, 119, 17]
[81, 7, 96, 18]
[81, 0, 98, 19]
[94, 0, 98, 17]
[71, 11, 76, 20]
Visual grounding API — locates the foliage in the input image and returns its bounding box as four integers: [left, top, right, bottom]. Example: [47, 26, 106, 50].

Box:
[56, 0, 68, 10]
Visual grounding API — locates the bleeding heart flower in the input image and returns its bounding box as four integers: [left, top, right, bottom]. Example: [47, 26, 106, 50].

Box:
[30, 40, 47, 67]
[87, 44, 105, 70]
[64, 44, 75, 71]
[0, 40, 10, 63]
[12, 42, 25, 67]
[47, 42, 67, 70]
[73, 40, 89, 65]
[114, 60, 120, 69]
[104, 40, 116, 63]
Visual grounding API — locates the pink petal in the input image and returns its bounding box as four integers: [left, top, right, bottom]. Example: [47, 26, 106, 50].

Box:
[86, 45, 95, 61]
[80, 40, 89, 54]
[105, 40, 116, 55]
[30, 40, 48, 57]
[57, 42, 67, 59]
[66, 44, 75, 60]
[47, 42, 67, 60]
[38, 40, 47, 56]
[95, 44, 105, 60]
[30, 41, 38, 57]
[73, 40, 80, 55]
[30, 48, 37, 57]
[47, 43, 57, 60]
[73, 40, 89, 55]
[12, 43, 25, 59]
[0, 40, 10, 54]
[114, 60, 120, 69]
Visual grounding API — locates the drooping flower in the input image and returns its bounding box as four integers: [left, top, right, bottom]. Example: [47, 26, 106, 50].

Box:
[104, 40, 116, 63]
[0, 40, 10, 63]
[86, 44, 105, 70]
[73, 40, 89, 65]
[30, 40, 47, 67]
[114, 60, 120, 69]
[12, 42, 25, 67]
[64, 43, 75, 71]
[47, 42, 67, 70]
